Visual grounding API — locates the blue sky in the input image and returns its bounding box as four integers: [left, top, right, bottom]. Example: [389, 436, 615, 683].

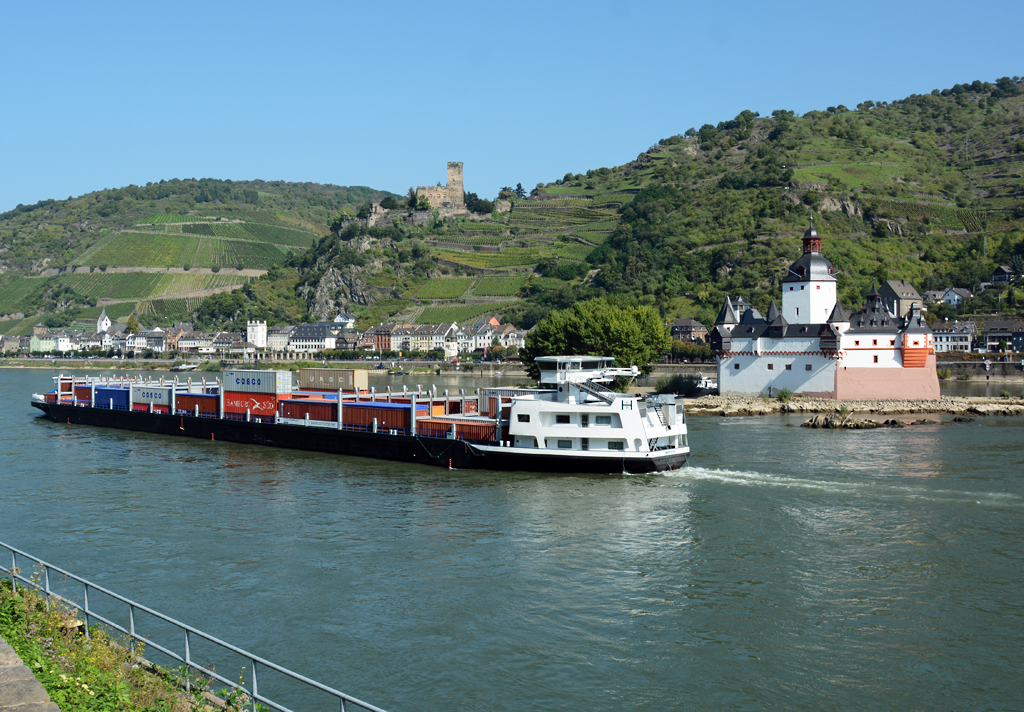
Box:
[2, 0, 1022, 213]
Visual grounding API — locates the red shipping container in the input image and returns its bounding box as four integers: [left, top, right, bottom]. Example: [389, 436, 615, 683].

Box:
[281, 400, 337, 422]
[223, 391, 280, 416]
[75, 386, 92, 401]
[132, 403, 170, 414]
[176, 394, 218, 415]
[416, 418, 496, 441]
[465, 400, 478, 414]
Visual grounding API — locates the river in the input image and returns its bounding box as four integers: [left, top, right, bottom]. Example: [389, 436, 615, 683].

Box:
[2, 368, 1022, 711]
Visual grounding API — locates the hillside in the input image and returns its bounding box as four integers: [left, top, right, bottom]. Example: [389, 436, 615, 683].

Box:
[0, 179, 397, 333]
[3, 75, 1023, 338]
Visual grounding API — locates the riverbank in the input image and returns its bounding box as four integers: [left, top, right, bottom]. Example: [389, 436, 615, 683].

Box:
[684, 394, 1024, 417]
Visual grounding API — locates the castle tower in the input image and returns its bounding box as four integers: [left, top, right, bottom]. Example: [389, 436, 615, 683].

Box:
[247, 320, 267, 349]
[447, 162, 464, 207]
[782, 219, 837, 324]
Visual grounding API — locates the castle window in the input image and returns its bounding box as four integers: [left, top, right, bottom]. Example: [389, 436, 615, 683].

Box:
[805, 364, 812, 371]
[796, 308, 800, 316]
[873, 355, 879, 363]
[801, 286, 805, 290]
[785, 364, 792, 370]
[854, 340, 860, 346]
[890, 339, 895, 345]
[873, 339, 877, 346]
[734, 364, 740, 370]
[767, 363, 774, 370]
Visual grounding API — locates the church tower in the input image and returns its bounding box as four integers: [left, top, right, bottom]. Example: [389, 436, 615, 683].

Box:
[782, 219, 837, 324]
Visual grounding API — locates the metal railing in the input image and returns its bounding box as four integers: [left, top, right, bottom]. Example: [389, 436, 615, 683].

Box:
[1, 541, 388, 712]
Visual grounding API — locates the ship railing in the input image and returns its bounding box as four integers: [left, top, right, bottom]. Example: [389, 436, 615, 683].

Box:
[1, 541, 389, 712]
[175, 409, 219, 419]
[570, 379, 616, 405]
[340, 423, 411, 436]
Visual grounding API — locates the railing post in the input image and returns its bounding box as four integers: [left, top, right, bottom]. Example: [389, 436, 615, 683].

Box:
[44, 567, 50, 611]
[10, 550, 16, 592]
[184, 630, 191, 691]
[129, 604, 135, 638]
[251, 658, 258, 708]
[83, 584, 90, 637]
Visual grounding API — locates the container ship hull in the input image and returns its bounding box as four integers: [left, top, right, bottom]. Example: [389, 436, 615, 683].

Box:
[32, 401, 687, 475]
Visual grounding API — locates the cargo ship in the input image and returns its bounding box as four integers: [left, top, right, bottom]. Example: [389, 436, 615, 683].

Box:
[31, 357, 689, 474]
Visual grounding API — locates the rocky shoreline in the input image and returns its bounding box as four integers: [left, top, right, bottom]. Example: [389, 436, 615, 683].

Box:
[684, 394, 1024, 417]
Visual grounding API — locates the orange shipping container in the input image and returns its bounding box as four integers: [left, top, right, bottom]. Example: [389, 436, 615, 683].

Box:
[416, 418, 497, 441]
[75, 386, 92, 401]
[223, 392, 280, 416]
[176, 394, 218, 415]
[133, 403, 170, 414]
[281, 400, 337, 422]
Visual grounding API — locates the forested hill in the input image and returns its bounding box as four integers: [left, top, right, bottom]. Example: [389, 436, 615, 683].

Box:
[568, 75, 1024, 327]
[0, 179, 396, 274]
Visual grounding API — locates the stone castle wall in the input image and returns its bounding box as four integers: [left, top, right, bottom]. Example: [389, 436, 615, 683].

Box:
[416, 161, 466, 209]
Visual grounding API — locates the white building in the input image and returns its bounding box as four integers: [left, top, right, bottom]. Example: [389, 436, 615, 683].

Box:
[97, 308, 111, 334]
[247, 321, 268, 349]
[710, 222, 939, 400]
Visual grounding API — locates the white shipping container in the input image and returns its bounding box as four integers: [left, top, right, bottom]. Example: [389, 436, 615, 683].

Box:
[223, 370, 292, 395]
[131, 386, 173, 405]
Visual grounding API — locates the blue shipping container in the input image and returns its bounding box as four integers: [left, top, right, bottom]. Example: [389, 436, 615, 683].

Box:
[95, 387, 129, 409]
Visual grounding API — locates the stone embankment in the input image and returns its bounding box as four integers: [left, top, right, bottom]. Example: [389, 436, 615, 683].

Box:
[0, 635, 59, 712]
[685, 395, 1024, 417]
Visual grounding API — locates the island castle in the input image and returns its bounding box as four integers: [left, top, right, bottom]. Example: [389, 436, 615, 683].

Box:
[709, 221, 940, 400]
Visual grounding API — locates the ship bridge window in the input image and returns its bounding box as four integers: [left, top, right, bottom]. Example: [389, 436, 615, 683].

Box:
[557, 439, 572, 449]
[556, 414, 570, 424]
[595, 415, 612, 426]
[517, 414, 530, 423]
[608, 441, 624, 451]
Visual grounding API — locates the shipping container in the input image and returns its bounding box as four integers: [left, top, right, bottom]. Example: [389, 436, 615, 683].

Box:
[464, 399, 478, 414]
[223, 391, 280, 416]
[176, 393, 219, 415]
[416, 418, 497, 441]
[131, 386, 173, 406]
[280, 400, 337, 422]
[297, 368, 368, 392]
[223, 370, 292, 395]
[74, 386, 92, 402]
[342, 402, 426, 430]
[132, 403, 170, 414]
[95, 387, 129, 409]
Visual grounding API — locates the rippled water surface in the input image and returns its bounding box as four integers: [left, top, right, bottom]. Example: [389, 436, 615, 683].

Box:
[3, 369, 1023, 711]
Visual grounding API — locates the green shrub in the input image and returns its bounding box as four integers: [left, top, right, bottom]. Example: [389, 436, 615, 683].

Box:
[999, 389, 1011, 398]
[778, 387, 793, 403]
[654, 374, 701, 397]
[936, 367, 952, 380]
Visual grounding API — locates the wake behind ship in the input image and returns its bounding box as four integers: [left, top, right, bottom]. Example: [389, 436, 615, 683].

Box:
[32, 358, 689, 474]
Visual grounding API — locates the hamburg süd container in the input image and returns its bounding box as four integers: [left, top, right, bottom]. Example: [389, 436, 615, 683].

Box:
[223, 392, 280, 416]
[223, 370, 292, 395]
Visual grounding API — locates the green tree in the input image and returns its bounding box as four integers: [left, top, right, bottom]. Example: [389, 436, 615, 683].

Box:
[416, 194, 431, 210]
[380, 196, 399, 210]
[406, 187, 418, 209]
[125, 314, 140, 334]
[522, 297, 671, 379]
[515, 183, 526, 198]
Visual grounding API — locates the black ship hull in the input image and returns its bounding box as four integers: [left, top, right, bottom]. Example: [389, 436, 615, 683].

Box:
[33, 402, 687, 475]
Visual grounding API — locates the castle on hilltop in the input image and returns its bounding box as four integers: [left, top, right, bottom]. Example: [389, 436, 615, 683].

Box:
[416, 162, 465, 210]
[708, 221, 940, 400]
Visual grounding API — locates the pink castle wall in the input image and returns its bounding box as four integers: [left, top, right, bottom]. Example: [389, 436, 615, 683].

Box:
[835, 354, 941, 400]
